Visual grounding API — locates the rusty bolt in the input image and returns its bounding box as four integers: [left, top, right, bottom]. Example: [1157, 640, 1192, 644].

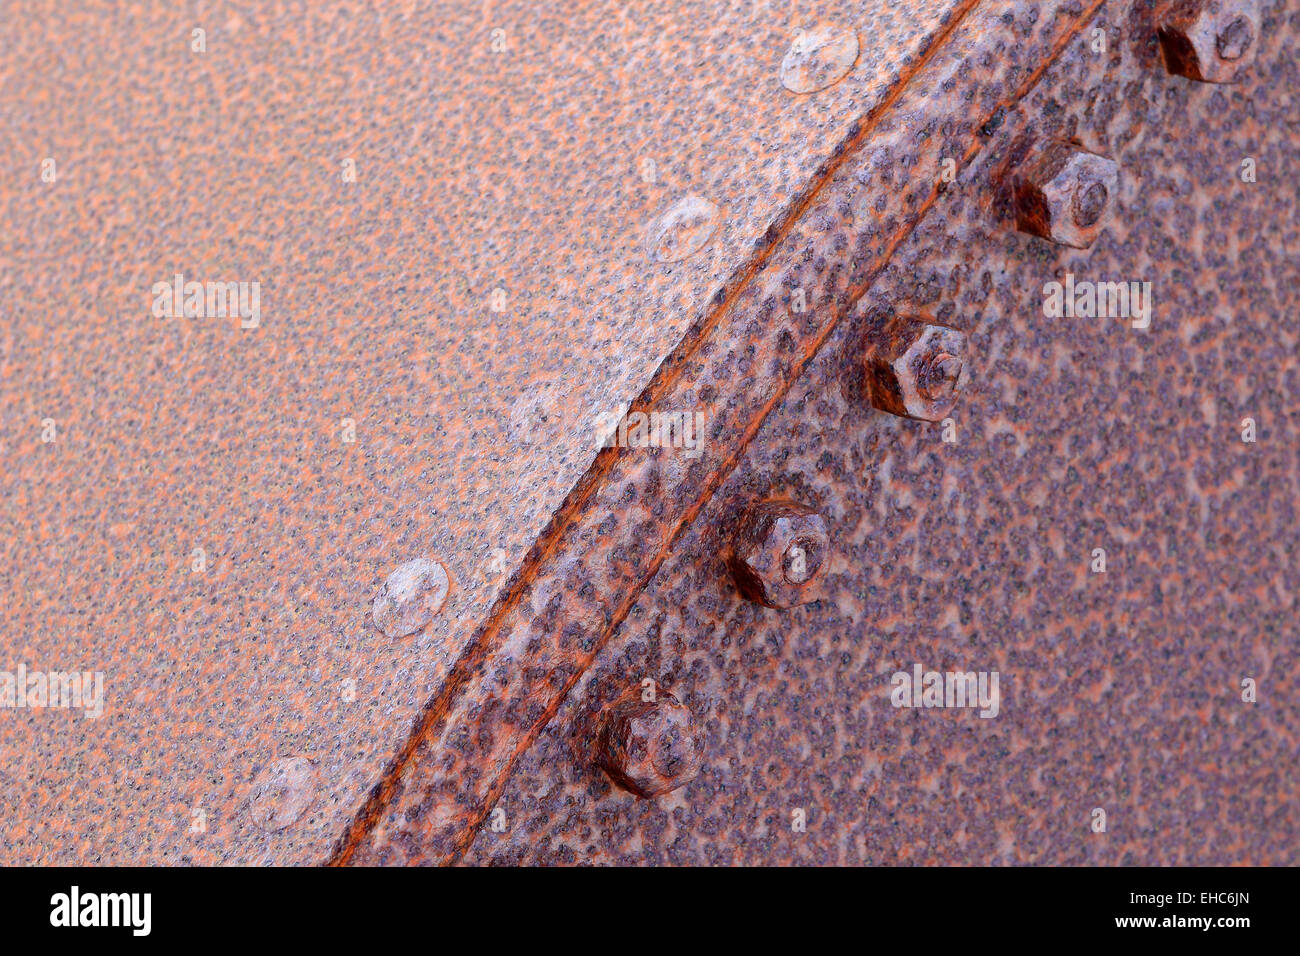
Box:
[726, 498, 830, 609]
[594, 686, 704, 798]
[1157, 0, 1259, 84]
[862, 316, 968, 422]
[1011, 142, 1119, 249]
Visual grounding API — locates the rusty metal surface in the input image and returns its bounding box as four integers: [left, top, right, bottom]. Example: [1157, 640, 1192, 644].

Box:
[4, 0, 1293, 868]
[337, 0, 1111, 865]
[464, 0, 1300, 865]
[0, 0, 985, 864]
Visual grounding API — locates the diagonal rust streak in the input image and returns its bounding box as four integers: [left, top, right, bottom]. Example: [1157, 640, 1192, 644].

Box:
[330, 0, 1109, 866]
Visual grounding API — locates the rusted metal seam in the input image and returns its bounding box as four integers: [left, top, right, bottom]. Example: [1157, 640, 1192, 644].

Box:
[326, 0, 986, 866]
[329, 0, 1108, 866]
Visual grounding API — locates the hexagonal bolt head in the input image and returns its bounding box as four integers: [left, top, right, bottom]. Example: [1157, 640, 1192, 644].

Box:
[1157, 0, 1260, 84]
[726, 498, 830, 609]
[1011, 142, 1119, 249]
[594, 687, 704, 798]
[863, 316, 968, 422]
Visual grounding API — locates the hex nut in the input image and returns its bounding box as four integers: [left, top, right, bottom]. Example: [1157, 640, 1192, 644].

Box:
[595, 687, 704, 798]
[726, 498, 830, 609]
[863, 316, 968, 422]
[1157, 0, 1260, 84]
[1012, 142, 1119, 249]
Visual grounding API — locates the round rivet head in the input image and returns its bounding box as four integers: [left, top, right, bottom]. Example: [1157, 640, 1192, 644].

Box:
[372, 557, 450, 638]
[1157, 0, 1260, 83]
[726, 498, 830, 609]
[595, 687, 704, 798]
[644, 195, 721, 263]
[863, 316, 968, 422]
[1011, 141, 1119, 249]
[249, 757, 316, 832]
[779, 25, 859, 94]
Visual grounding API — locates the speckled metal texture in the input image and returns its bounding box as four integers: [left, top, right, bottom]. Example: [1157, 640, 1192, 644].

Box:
[0, 0, 984, 864]
[338, 0, 1127, 864]
[465, 0, 1300, 865]
[4, 0, 1293, 868]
